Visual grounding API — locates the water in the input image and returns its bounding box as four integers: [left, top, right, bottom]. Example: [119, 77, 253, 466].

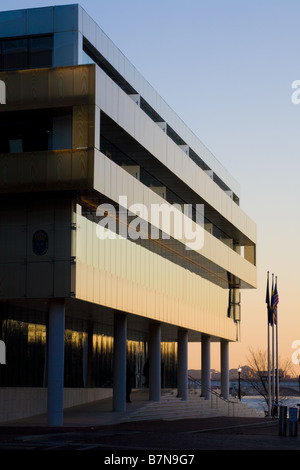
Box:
[241, 396, 300, 414]
[242, 395, 300, 414]
[189, 380, 300, 415]
[238, 380, 300, 414]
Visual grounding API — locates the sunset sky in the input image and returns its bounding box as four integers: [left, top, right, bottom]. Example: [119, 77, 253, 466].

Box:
[3, 0, 300, 376]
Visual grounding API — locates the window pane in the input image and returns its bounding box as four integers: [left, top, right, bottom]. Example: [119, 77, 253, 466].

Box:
[29, 36, 53, 69]
[0, 110, 53, 153]
[2, 38, 28, 70]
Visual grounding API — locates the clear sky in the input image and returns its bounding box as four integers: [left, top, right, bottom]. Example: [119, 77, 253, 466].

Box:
[2, 0, 300, 375]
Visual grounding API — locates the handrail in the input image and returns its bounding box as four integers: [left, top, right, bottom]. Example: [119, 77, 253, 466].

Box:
[188, 374, 237, 405]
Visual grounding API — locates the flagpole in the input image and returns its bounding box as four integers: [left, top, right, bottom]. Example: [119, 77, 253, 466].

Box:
[268, 318, 271, 416]
[276, 308, 279, 405]
[272, 273, 275, 410]
[272, 317, 275, 409]
[267, 271, 271, 417]
[276, 276, 279, 407]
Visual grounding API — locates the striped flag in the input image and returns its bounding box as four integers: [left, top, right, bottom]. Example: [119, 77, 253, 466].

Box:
[270, 276, 275, 322]
[273, 278, 279, 325]
[266, 272, 273, 325]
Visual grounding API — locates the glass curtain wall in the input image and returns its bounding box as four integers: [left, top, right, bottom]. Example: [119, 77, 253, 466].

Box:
[0, 304, 178, 388]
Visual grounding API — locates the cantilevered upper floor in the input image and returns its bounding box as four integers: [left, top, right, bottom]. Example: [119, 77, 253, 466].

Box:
[0, 61, 256, 282]
[0, 4, 240, 200]
[0, 5, 257, 342]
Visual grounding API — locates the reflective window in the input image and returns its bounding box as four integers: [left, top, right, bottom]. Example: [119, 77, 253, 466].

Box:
[0, 109, 72, 153]
[1, 38, 28, 70]
[0, 35, 53, 71]
[29, 36, 53, 69]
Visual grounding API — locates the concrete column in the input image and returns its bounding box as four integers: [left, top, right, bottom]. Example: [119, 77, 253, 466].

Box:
[220, 341, 229, 399]
[177, 329, 188, 401]
[201, 336, 211, 400]
[113, 313, 127, 412]
[149, 323, 161, 402]
[47, 300, 65, 426]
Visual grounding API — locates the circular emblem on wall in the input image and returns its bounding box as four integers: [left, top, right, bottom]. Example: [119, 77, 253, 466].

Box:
[32, 230, 49, 256]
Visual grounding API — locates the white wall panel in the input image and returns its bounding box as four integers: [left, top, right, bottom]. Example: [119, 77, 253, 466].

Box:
[96, 68, 256, 245]
[75, 203, 238, 341]
[93, 149, 257, 288]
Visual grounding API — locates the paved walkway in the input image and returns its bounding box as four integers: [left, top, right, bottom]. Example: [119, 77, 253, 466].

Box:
[2, 389, 152, 427]
[0, 390, 299, 451]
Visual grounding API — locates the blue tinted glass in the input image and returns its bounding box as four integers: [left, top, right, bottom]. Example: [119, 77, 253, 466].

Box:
[2, 38, 28, 70]
[29, 36, 53, 68]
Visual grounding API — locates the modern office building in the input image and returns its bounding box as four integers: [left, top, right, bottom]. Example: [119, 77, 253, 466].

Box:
[0, 5, 256, 425]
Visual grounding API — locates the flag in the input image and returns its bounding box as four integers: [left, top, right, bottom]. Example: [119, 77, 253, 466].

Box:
[266, 273, 273, 326]
[273, 278, 279, 325]
[270, 276, 275, 323]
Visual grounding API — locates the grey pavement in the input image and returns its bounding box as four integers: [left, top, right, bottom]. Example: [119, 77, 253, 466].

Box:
[0, 390, 299, 451]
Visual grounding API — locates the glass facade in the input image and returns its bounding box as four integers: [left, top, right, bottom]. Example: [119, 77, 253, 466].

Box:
[0, 109, 72, 153]
[0, 35, 53, 71]
[0, 304, 177, 388]
[0, 306, 47, 387]
[0, 110, 51, 153]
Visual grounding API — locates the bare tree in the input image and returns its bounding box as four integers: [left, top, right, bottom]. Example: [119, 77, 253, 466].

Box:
[242, 347, 294, 409]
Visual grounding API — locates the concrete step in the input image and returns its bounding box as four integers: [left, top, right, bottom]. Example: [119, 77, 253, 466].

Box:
[122, 391, 264, 422]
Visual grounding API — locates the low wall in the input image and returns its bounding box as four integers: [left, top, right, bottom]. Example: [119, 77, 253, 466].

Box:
[0, 387, 113, 423]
